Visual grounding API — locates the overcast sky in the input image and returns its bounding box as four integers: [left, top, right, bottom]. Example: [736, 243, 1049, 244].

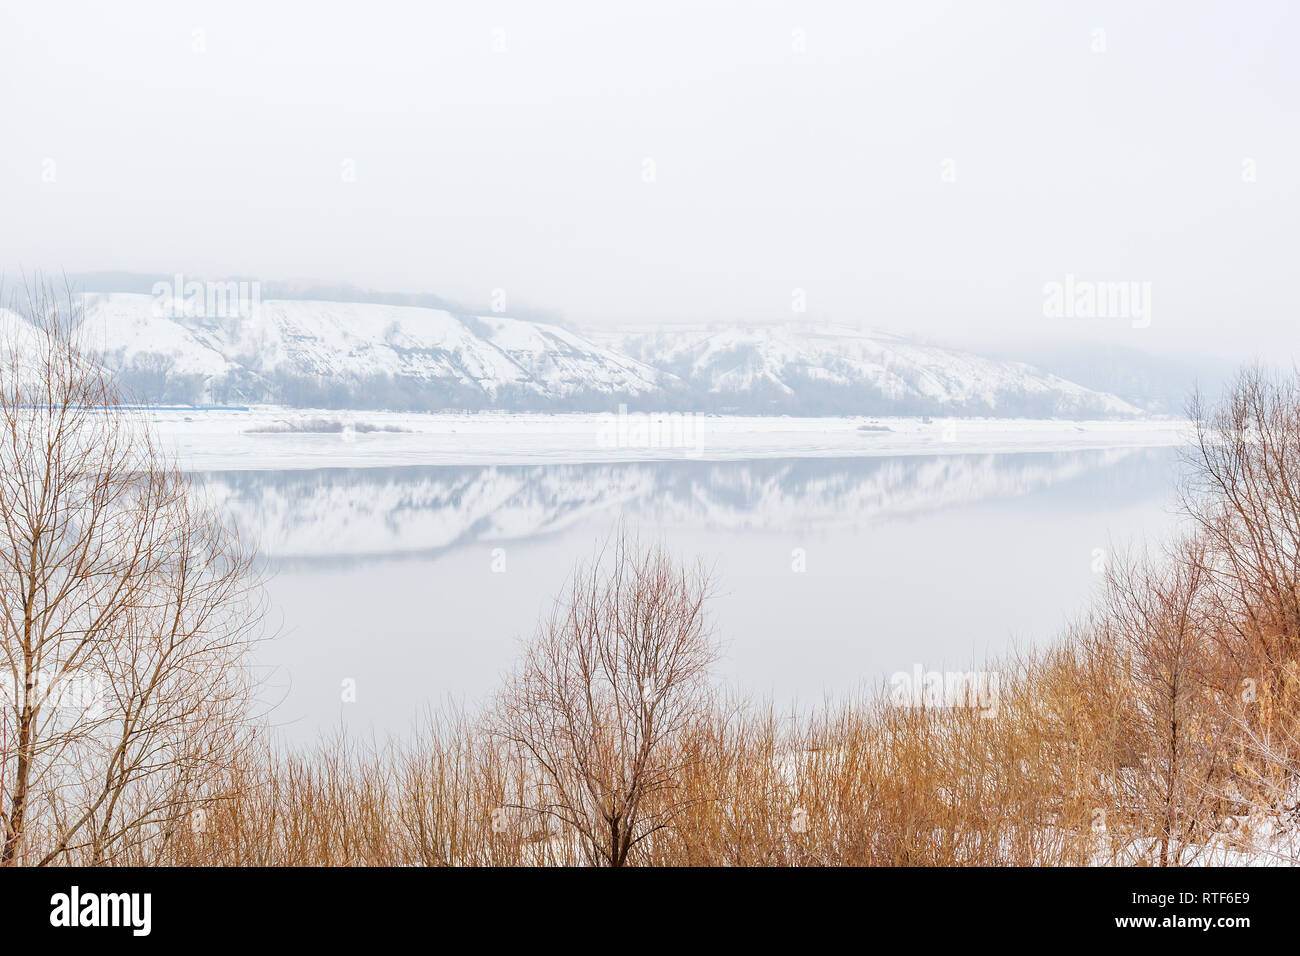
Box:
[2, 0, 1297, 360]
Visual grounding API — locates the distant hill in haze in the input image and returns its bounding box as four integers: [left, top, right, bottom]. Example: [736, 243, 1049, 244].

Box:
[56, 291, 1138, 417]
[0, 273, 1196, 417]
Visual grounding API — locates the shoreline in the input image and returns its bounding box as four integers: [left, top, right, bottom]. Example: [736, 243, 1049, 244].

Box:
[146, 406, 1194, 471]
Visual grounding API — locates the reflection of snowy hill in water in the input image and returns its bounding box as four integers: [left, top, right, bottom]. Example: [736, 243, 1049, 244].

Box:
[200, 447, 1177, 564]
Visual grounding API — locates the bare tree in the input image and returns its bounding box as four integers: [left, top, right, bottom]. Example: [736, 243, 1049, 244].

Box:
[123, 352, 176, 405]
[0, 280, 267, 865]
[488, 532, 718, 866]
[1184, 367, 1300, 676]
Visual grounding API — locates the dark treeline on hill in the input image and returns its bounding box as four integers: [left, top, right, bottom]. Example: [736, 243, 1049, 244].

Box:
[112, 360, 1107, 418]
[56, 271, 566, 325]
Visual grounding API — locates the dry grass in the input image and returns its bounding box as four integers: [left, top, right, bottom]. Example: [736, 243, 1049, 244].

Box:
[138, 638, 1300, 867]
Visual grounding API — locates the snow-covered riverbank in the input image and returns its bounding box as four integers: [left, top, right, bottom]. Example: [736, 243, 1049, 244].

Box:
[147, 407, 1193, 471]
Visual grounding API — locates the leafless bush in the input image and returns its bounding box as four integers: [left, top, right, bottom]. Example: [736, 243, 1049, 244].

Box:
[1185, 367, 1300, 676]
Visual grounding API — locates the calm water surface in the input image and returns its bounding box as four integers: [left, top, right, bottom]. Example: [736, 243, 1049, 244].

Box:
[199, 447, 1187, 740]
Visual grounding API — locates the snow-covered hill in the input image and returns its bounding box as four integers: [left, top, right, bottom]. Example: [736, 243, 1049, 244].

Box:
[67, 293, 1141, 417]
[78, 293, 663, 410]
[599, 323, 1142, 418]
